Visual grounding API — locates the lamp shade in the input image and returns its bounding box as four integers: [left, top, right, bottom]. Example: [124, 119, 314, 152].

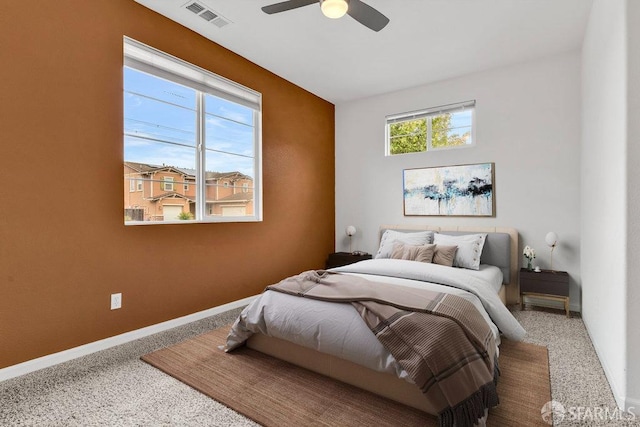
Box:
[320, 0, 348, 19]
[545, 232, 558, 247]
[345, 225, 356, 237]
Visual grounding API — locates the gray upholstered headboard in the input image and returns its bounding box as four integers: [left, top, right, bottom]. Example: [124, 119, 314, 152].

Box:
[378, 226, 518, 304]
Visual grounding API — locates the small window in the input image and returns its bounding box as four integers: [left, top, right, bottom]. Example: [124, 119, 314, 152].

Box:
[386, 100, 475, 155]
[136, 179, 143, 191]
[129, 178, 136, 192]
[183, 182, 189, 192]
[162, 177, 174, 192]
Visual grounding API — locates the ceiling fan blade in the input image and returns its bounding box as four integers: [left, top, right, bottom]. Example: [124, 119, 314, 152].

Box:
[347, 0, 389, 32]
[262, 0, 319, 14]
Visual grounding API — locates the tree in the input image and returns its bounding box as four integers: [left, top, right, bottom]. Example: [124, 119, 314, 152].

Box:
[389, 119, 426, 155]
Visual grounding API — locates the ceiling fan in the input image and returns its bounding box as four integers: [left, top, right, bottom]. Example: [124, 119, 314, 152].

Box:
[261, 0, 389, 32]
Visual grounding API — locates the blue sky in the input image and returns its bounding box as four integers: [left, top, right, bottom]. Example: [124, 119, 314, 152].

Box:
[450, 110, 472, 138]
[123, 67, 255, 177]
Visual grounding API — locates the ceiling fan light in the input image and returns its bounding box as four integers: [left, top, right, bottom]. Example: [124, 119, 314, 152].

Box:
[321, 0, 348, 19]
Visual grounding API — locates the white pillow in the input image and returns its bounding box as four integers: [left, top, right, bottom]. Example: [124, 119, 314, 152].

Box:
[433, 233, 487, 270]
[375, 230, 434, 259]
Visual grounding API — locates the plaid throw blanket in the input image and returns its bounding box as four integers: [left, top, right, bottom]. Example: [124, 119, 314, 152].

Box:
[267, 270, 499, 427]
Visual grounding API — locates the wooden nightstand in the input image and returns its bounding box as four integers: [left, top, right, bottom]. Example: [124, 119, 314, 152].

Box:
[326, 252, 372, 269]
[520, 268, 570, 317]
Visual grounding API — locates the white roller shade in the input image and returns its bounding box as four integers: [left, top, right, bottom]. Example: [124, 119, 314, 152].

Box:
[386, 100, 475, 124]
[124, 37, 261, 111]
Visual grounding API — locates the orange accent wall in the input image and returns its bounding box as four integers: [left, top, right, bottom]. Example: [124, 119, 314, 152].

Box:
[0, 0, 335, 369]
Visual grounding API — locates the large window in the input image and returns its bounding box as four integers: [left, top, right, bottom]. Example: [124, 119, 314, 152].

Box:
[123, 38, 262, 224]
[386, 100, 475, 155]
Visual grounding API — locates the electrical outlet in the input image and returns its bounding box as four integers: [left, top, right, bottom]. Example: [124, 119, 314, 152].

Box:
[110, 293, 122, 310]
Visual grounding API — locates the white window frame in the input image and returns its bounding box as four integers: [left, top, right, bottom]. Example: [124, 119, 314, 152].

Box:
[123, 37, 263, 225]
[129, 177, 136, 192]
[136, 179, 143, 191]
[385, 100, 476, 156]
[163, 177, 174, 192]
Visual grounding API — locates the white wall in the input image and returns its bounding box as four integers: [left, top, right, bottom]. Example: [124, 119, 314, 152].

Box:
[581, 0, 629, 410]
[335, 53, 582, 310]
[626, 0, 640, 412]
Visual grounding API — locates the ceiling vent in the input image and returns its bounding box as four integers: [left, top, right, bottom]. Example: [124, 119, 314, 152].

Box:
[183, 1, 231, 28]
[199, 10, 217, 21]
[185, 2, 204, 14]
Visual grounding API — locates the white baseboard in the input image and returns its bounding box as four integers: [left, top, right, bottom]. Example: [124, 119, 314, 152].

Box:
[582, 317, 626, 410]
[625, 397, 640, 415]
[0, 296, 256, 383]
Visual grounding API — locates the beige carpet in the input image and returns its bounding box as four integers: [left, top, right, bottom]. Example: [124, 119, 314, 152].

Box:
[142, 327, 550, 426]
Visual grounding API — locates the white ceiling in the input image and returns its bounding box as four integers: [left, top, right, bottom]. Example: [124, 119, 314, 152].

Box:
[134, 0, 593, 104]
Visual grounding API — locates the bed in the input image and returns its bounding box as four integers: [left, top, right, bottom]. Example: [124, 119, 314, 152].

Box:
[225, 226, 525, 426]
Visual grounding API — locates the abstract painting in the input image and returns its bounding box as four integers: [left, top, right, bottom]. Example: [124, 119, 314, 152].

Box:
[403, 163, 494, 216]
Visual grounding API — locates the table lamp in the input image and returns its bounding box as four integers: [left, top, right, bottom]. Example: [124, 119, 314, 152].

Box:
[545, 231, 558, 270]
[345, 225, 356, 253]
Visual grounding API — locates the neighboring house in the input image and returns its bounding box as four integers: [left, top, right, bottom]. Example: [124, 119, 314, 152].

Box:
[124, 162, 253, 222]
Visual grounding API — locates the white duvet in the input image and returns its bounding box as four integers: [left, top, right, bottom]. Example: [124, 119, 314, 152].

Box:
[226, 259, 526, 382]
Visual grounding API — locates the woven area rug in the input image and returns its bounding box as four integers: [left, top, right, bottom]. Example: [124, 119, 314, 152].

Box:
[142, 327, 550, 426]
